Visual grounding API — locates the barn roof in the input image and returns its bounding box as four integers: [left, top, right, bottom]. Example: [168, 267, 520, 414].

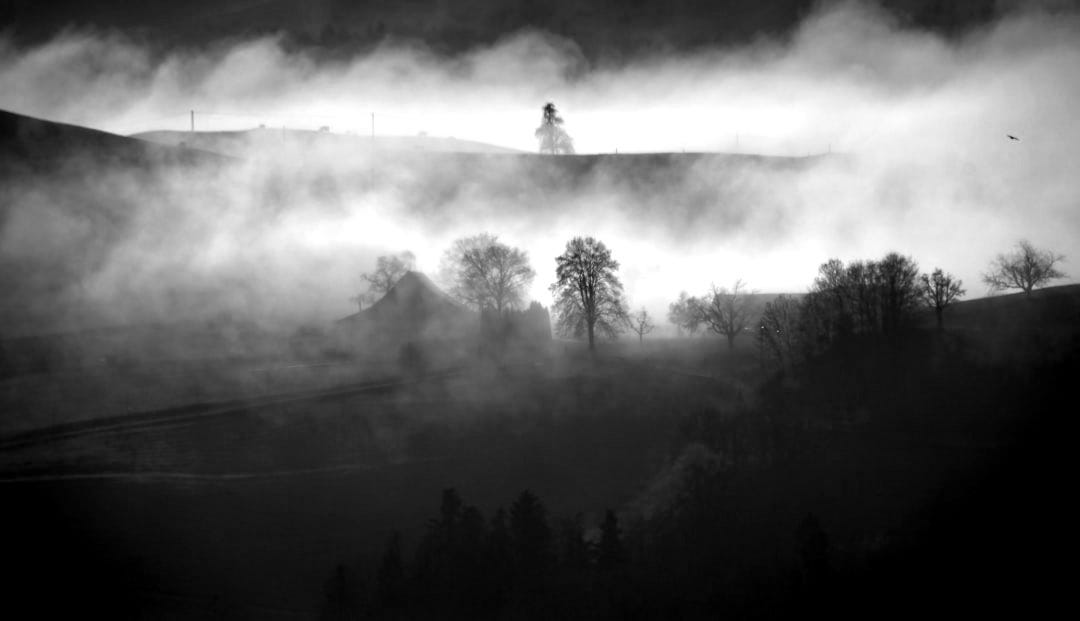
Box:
[337, 271, 473, 336]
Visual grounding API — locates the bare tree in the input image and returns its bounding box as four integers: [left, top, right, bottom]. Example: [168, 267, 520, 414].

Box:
[982, 240, 1066, 295]
[668, 291, 703, 337]
[757, 295, 802, 369]
[803, 253, 921, 340]
[876, 253, 921, 336]
[441, 234, 536, 312]
[534, 102, 574, 155]
[358, 251, 415, 308]
[550, 237, 627, 351]
[920, 268, 965, 332]
[700, 280, 754, 350]
[627, 308, 655, 345]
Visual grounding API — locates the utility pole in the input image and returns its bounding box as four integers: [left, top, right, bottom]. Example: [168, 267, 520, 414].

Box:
[190, 109, 194, 132]
[370, 112, 375, 141]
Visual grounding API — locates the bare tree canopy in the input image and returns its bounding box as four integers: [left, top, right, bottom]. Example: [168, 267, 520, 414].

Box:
[804, 253, 920, 341]
[982, 240, 1066, 295]
[668, 291, 703, 337]
[876, 253, 921, 336]
[357, 251, 415, 308]
[757, 294, 802, 370]
[627, 307, 656, 344]
[699, 279, 754, 350]
[441, 234, 536, 312]
[534, 102, 575, 155]
[920, 268, 965, 331]
[550, 236, 627, 350]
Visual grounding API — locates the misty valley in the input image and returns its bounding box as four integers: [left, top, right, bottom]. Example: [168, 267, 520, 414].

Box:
[0, 106, 1073, 620]
[2, 2, 1079, 615]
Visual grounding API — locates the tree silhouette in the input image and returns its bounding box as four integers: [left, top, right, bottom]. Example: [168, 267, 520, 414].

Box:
[374, 532, 406, 611]
[596, 510, 626, 569]
[627, 307, 655, 345]
[412, 488, 463, 605]
[454, 505, 489, 610]
[757, 294, 802, 369]
[439, 488, 463, 529]
[486, 507, 514, 607]
[534, 102, 574, 154]
[551, 236, 628, 351]
[668, 291, 703, 337]
[799, 254, 923, 351]
[559, 513, 591, 571]
[795, 513, 833, 598]
[844, 259, 882, 334]
[510, 490, 553, 577]
[983, 240, 1066, 295]
[877, 253, 921, 336]
[319, 564, 363, 621]
[920, 268, 965, 331]
[441, 233, 536, 312]
[700, 280, 754, 350]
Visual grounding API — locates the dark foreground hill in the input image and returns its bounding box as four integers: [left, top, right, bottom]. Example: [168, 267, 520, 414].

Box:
[1, 285, 1074, 619]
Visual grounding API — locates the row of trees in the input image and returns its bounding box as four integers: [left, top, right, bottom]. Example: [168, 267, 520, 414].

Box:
[354, 235, 537, 314]
[355, 238, 1065, 352]
[668, 240, 1067, 355]
[754, 254, 965, 369]
[355, 235, 637, 351]
[322, 488, 626, 619]
[667, 280, 758, 349]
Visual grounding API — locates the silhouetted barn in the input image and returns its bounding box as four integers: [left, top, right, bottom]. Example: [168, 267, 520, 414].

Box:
[334, 271, 477, 368]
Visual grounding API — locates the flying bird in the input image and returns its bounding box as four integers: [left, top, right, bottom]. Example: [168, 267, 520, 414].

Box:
[1007, 134, 1020, 141]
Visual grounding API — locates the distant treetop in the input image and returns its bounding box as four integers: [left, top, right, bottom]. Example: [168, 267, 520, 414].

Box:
[535, 102, 575, 155]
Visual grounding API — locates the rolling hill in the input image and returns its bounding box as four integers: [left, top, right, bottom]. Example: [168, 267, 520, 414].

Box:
[132, 127, 524, 158]
[0, 109, 227, 173]
[0, 110, 232, 338]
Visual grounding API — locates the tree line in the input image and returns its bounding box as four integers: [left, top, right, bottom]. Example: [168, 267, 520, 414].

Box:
[320, 488, 628, 620]
[354, 237, 1065, 352]
[671, 239, 1066, 353]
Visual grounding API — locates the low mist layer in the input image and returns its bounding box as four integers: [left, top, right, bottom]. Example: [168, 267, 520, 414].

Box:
[1, 1, 1078, 334]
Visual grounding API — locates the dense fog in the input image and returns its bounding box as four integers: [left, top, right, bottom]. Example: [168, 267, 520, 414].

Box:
[1, 0, 1077, 331]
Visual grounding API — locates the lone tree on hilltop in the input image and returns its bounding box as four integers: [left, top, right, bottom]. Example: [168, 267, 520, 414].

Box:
[627, 308, 656, 345]
[535, 102, 574, 154]
[551, 236, 628, 351]
[441, 234, 535, 312]
[700, 280, 754, 350]
[356, 251, 415, 309]
[983, 240, 1066, 296]
[920, 268, 965, 332]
